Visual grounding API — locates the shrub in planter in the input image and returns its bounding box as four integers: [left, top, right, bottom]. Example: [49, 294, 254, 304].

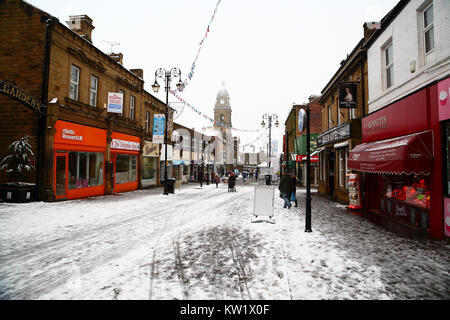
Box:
[0, 136, 36, 203]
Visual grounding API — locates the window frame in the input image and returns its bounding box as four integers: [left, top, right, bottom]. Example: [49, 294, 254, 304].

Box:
[423, 3, 435, 55]
[130, 95, 136, 120]
[70, 65, 80, 101]
[89, 75, 98, 107]
[328, 105, 332, 128]
[384, 43, 394, 89]
[145, 111, 150, 133]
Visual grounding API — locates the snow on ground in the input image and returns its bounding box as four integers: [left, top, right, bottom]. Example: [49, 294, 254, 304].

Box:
[0, 180, 449, 300]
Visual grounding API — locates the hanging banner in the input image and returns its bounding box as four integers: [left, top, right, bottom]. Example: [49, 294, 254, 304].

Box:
[153, 114, 165, 144]
[338, 82, 358, 109]
[107, 92, 123, 114]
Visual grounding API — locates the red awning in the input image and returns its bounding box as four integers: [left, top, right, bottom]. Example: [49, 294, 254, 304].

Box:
[348, 130, 434, 175]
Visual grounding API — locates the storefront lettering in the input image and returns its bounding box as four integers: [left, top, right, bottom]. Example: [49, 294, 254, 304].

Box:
[365, 116, 387, 132]
[111, 139, 140, 151]
[62, 128, 83, 141]
[0, 80, 45, 115]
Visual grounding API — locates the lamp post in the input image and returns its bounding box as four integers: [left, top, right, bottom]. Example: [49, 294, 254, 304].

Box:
[152, 67, 184, 195]
[305, 104, 312, 232]
[261, 114, 279, 168]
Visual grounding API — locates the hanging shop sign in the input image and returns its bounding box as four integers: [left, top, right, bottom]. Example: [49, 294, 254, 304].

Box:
[153, 114, 165, 144]
[0, 80, 46, 116]
[107, 92, 123, 114]
[298, 108, 306, 132]
[317, 123, 351, 147]
[338, 82, 358, 109]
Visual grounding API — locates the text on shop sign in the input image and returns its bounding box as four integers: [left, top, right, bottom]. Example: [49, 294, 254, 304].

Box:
[111, 139, 140, 151]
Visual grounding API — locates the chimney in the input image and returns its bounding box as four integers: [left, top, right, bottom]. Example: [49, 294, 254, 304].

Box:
[130, 69, 144, 79]
[109, 53, 123, 65]
[363, 21, 381, 41]
[66, 15, 95, 43]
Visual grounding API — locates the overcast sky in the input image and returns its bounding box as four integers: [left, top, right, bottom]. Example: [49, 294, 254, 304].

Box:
[27, 0, 399, 152]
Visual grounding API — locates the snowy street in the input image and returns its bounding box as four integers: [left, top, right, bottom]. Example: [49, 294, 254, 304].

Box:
[0, 179, 449, 300]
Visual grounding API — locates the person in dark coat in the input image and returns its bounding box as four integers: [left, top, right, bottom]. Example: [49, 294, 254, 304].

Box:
[278, 173, 295, 209]
[290, 173, 298, 207]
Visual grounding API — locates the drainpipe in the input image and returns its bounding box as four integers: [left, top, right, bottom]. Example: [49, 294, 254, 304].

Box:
[360, 50, 366, 117]
[38, 16, 57, 201]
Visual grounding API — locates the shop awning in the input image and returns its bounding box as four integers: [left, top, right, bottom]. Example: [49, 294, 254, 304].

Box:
[348, 130, 434, 175]
[173, 160, 186, 166]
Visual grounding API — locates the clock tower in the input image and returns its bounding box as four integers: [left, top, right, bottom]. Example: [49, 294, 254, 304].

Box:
[214, 83, 232, 130]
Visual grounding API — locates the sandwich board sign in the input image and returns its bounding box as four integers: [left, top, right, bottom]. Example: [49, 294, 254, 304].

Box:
[252, 186, 275, 224]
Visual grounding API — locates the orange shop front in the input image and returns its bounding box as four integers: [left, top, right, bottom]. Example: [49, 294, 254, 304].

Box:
[53, 120, 107, 200]
[110, 132, 140, 194]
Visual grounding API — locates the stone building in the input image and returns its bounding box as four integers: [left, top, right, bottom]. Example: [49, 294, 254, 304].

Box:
[0, 0, 168, 201]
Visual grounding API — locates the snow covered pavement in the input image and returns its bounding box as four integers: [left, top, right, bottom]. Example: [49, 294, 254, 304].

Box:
[0, 182, 449, 300]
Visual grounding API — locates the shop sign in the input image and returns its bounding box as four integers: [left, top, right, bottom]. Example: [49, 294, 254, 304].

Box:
[0, 80, 46, 116]
[153, 114, 165, 144]
[438, 78, 450, 121]
[317, 123, 350, 147]
[111, 139, 140, 151]
[338, 82, 358, 109]
[143, 141, 159, 157]
[107, 92, 123, 114]
[295, 155, 319, 162]
[62, 128, 83, 141]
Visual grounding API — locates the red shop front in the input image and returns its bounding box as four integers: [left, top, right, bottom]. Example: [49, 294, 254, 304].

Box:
[53, 120, 107, 200]
[110, 132, 140, 194]
[348, 82, 444, 239]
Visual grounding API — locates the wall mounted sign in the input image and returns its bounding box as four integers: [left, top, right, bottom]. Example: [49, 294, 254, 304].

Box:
[338, 82, 358, 109]
[107, 92, 123, 114]
[111, 139, 140, 151]
[143, 141, 160, 157]
[317, 123, 351, 147]
[0, 80, 46, 116]
[438, 78, 450, 121]
[298, 108, 306, 132]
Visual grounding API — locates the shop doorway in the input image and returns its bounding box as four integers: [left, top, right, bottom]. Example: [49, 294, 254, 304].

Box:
[329, 150, 335, 196]
[55, 153, 68, 198]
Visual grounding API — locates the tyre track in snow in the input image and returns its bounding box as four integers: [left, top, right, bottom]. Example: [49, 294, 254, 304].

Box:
[0, 186, 226, 300]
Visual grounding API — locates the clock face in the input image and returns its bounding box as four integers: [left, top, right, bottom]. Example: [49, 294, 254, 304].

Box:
[220, 99, 225, 105]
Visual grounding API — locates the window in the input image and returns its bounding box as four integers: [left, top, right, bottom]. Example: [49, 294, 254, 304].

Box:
[338, 148, 346, 187]
[70, 65, 80, 100]
[119, 90, 125, 115]
[423, 4, 434, 54]
[68, 152, 104, 189]
[385, 43, 394, 89]
[130, 96, 135, 120]
[89, 75, 98, 107]
[350, 108, 356, 120]
[115, 154, 137, 184]
[145, 111, 150, 133]
[328, 105, 332, 128]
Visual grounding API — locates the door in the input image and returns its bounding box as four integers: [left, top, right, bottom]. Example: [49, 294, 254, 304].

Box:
[329, 150, 335, 196]
[55, 153, 68, 198]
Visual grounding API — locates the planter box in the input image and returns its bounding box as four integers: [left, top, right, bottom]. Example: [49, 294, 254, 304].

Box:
[0, 183, 37, 203]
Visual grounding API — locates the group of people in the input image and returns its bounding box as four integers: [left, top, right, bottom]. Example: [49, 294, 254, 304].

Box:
[278, 173, 298, 209]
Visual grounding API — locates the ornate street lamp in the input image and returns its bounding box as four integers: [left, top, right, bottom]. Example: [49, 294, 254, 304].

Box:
[261, 114, 279, 168]
[152, 67, 184, 195]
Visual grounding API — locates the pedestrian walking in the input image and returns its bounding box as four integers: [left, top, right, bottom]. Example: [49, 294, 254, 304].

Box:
[278, 173, 295, 209]
[290, 173, 298, 207]
[214, 174, 220, 188]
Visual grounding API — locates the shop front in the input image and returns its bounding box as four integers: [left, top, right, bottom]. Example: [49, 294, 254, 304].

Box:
[348, 82, 445, 238]
[142, 140, 159, 188]
[53, 120, 106, 200]
[317, 120, 361, 203]
[110, 132, 140, 193]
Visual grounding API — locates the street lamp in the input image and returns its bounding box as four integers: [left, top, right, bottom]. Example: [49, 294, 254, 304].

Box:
[152, 67, 184, 195]
[261, 114, 279, 168]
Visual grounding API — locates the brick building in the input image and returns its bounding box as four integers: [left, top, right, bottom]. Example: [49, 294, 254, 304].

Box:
[0, 0, 168, 201]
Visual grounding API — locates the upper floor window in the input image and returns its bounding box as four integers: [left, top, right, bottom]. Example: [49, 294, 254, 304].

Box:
[89, 75, 98, 107]
[349, 108, 356, 120]
[70, 65, 80, 100]
[119, 90, 125, 115]
[384, 43, 394, 89]
[145, 111, 149, 133]
[423, 3, 434, 54]
[328, 105, 332, 128]
[130, 96, 136, 120]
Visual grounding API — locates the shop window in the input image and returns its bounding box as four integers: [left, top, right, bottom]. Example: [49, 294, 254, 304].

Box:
[115, 154, 137, 184]
[142, 157, 157, 183]
[183, 166, 189, 176]
[70, 65, 80, 100]
[338, 149, 346, 187]
[68, 152, 104, 189]
[379, 174, 430, 229]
